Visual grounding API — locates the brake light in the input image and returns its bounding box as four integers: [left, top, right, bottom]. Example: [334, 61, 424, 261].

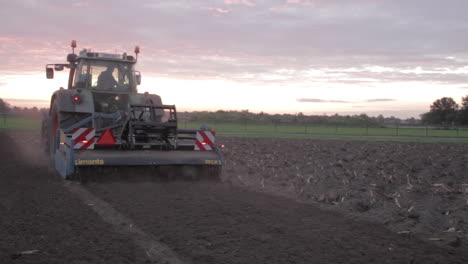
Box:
[72, 94, 81, 104]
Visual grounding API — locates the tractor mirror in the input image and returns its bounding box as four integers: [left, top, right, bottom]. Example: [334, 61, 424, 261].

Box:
[135, 71, 141, 85]
[46, 68, 54, 79]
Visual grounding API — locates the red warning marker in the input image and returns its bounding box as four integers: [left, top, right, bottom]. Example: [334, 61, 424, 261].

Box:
[194, 131, 215, 151]
[96, 129, 116, 146]
[72, 128, 95, 149]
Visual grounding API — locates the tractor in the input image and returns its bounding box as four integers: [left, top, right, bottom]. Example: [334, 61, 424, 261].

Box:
[41, 40, 223, 181]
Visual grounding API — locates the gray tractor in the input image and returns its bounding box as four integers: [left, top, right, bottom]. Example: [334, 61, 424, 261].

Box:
[41, 41, 223, 181]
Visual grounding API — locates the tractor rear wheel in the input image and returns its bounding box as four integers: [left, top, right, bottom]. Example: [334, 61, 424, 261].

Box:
[41, 118, 50, 154]
[48, 101, 60, 158]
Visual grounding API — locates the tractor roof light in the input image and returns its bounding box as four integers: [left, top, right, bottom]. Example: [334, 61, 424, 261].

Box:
[71, 40, 77, 54]
[134, 46, 140, 61]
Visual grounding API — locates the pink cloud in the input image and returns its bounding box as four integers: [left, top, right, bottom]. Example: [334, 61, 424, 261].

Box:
[285, 0, 315, 6]
[207, 7, 230, 14]
[72, 1, 90, 7]
[224, 0, 256, 7]
[0, 36, 20, 43]
[269, 0, 315, 11]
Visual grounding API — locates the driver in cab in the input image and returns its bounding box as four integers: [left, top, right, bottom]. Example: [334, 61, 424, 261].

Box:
[97, 65, 118, 90]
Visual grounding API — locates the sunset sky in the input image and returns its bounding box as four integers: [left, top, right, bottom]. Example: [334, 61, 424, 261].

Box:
[1, 0, 468, 118]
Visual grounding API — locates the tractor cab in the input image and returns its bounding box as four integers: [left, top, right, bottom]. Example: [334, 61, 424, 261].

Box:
[46, 40, 141, 93]
[74, 50, 140, 93]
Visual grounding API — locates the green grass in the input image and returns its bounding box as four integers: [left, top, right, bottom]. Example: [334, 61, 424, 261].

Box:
[181, 121, 468, 139]
[217, 132, 468, 143]
[3, 117, 467, 143]
[0, 117, 41, 130]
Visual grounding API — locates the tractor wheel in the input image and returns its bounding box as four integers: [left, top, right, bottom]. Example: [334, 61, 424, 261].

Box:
[41, 118, 50, 154]
[48, 101, 60, 158]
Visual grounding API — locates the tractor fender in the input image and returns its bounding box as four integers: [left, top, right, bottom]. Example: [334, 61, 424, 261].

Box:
[49, 89, 94, 114]
[130, 93, 163, 105]
[131, 93, 164, 117]
[145, 93, 164, 117]
[49, 89, 74, 113]
[145, 93, 163, 105]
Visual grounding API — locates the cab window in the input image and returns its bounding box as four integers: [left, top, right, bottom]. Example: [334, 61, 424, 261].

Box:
[75, 60, 134, 91]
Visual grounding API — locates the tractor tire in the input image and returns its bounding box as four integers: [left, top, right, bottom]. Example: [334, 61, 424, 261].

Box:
[41, 118, 50, 154]
[48, 101, 60, 158]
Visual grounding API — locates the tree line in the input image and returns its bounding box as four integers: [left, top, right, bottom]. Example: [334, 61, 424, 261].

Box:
[0, 98, 47, 119]
[179, 110, 418, 127]
[2, 95, 467, 127]
[420, 96, 468, 126]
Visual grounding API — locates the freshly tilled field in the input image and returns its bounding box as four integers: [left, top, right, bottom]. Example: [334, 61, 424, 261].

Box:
[221, 137, 468, 249]
[1, 130, 467, 263]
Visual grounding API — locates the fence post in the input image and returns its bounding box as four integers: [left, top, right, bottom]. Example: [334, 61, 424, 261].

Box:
[425, 126, 428, 137]
[244, 119, 247, 131]
[366, 124, 369, 136]
[396, 123, 399, 136]
[335, 125, 338, 135]
[305, 124, 307, 134]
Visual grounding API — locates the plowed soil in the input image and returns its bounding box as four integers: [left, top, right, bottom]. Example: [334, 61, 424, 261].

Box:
[220, 137, 468, 249]
[1, 130, 467, 263]
[0, 132, 148, 264]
